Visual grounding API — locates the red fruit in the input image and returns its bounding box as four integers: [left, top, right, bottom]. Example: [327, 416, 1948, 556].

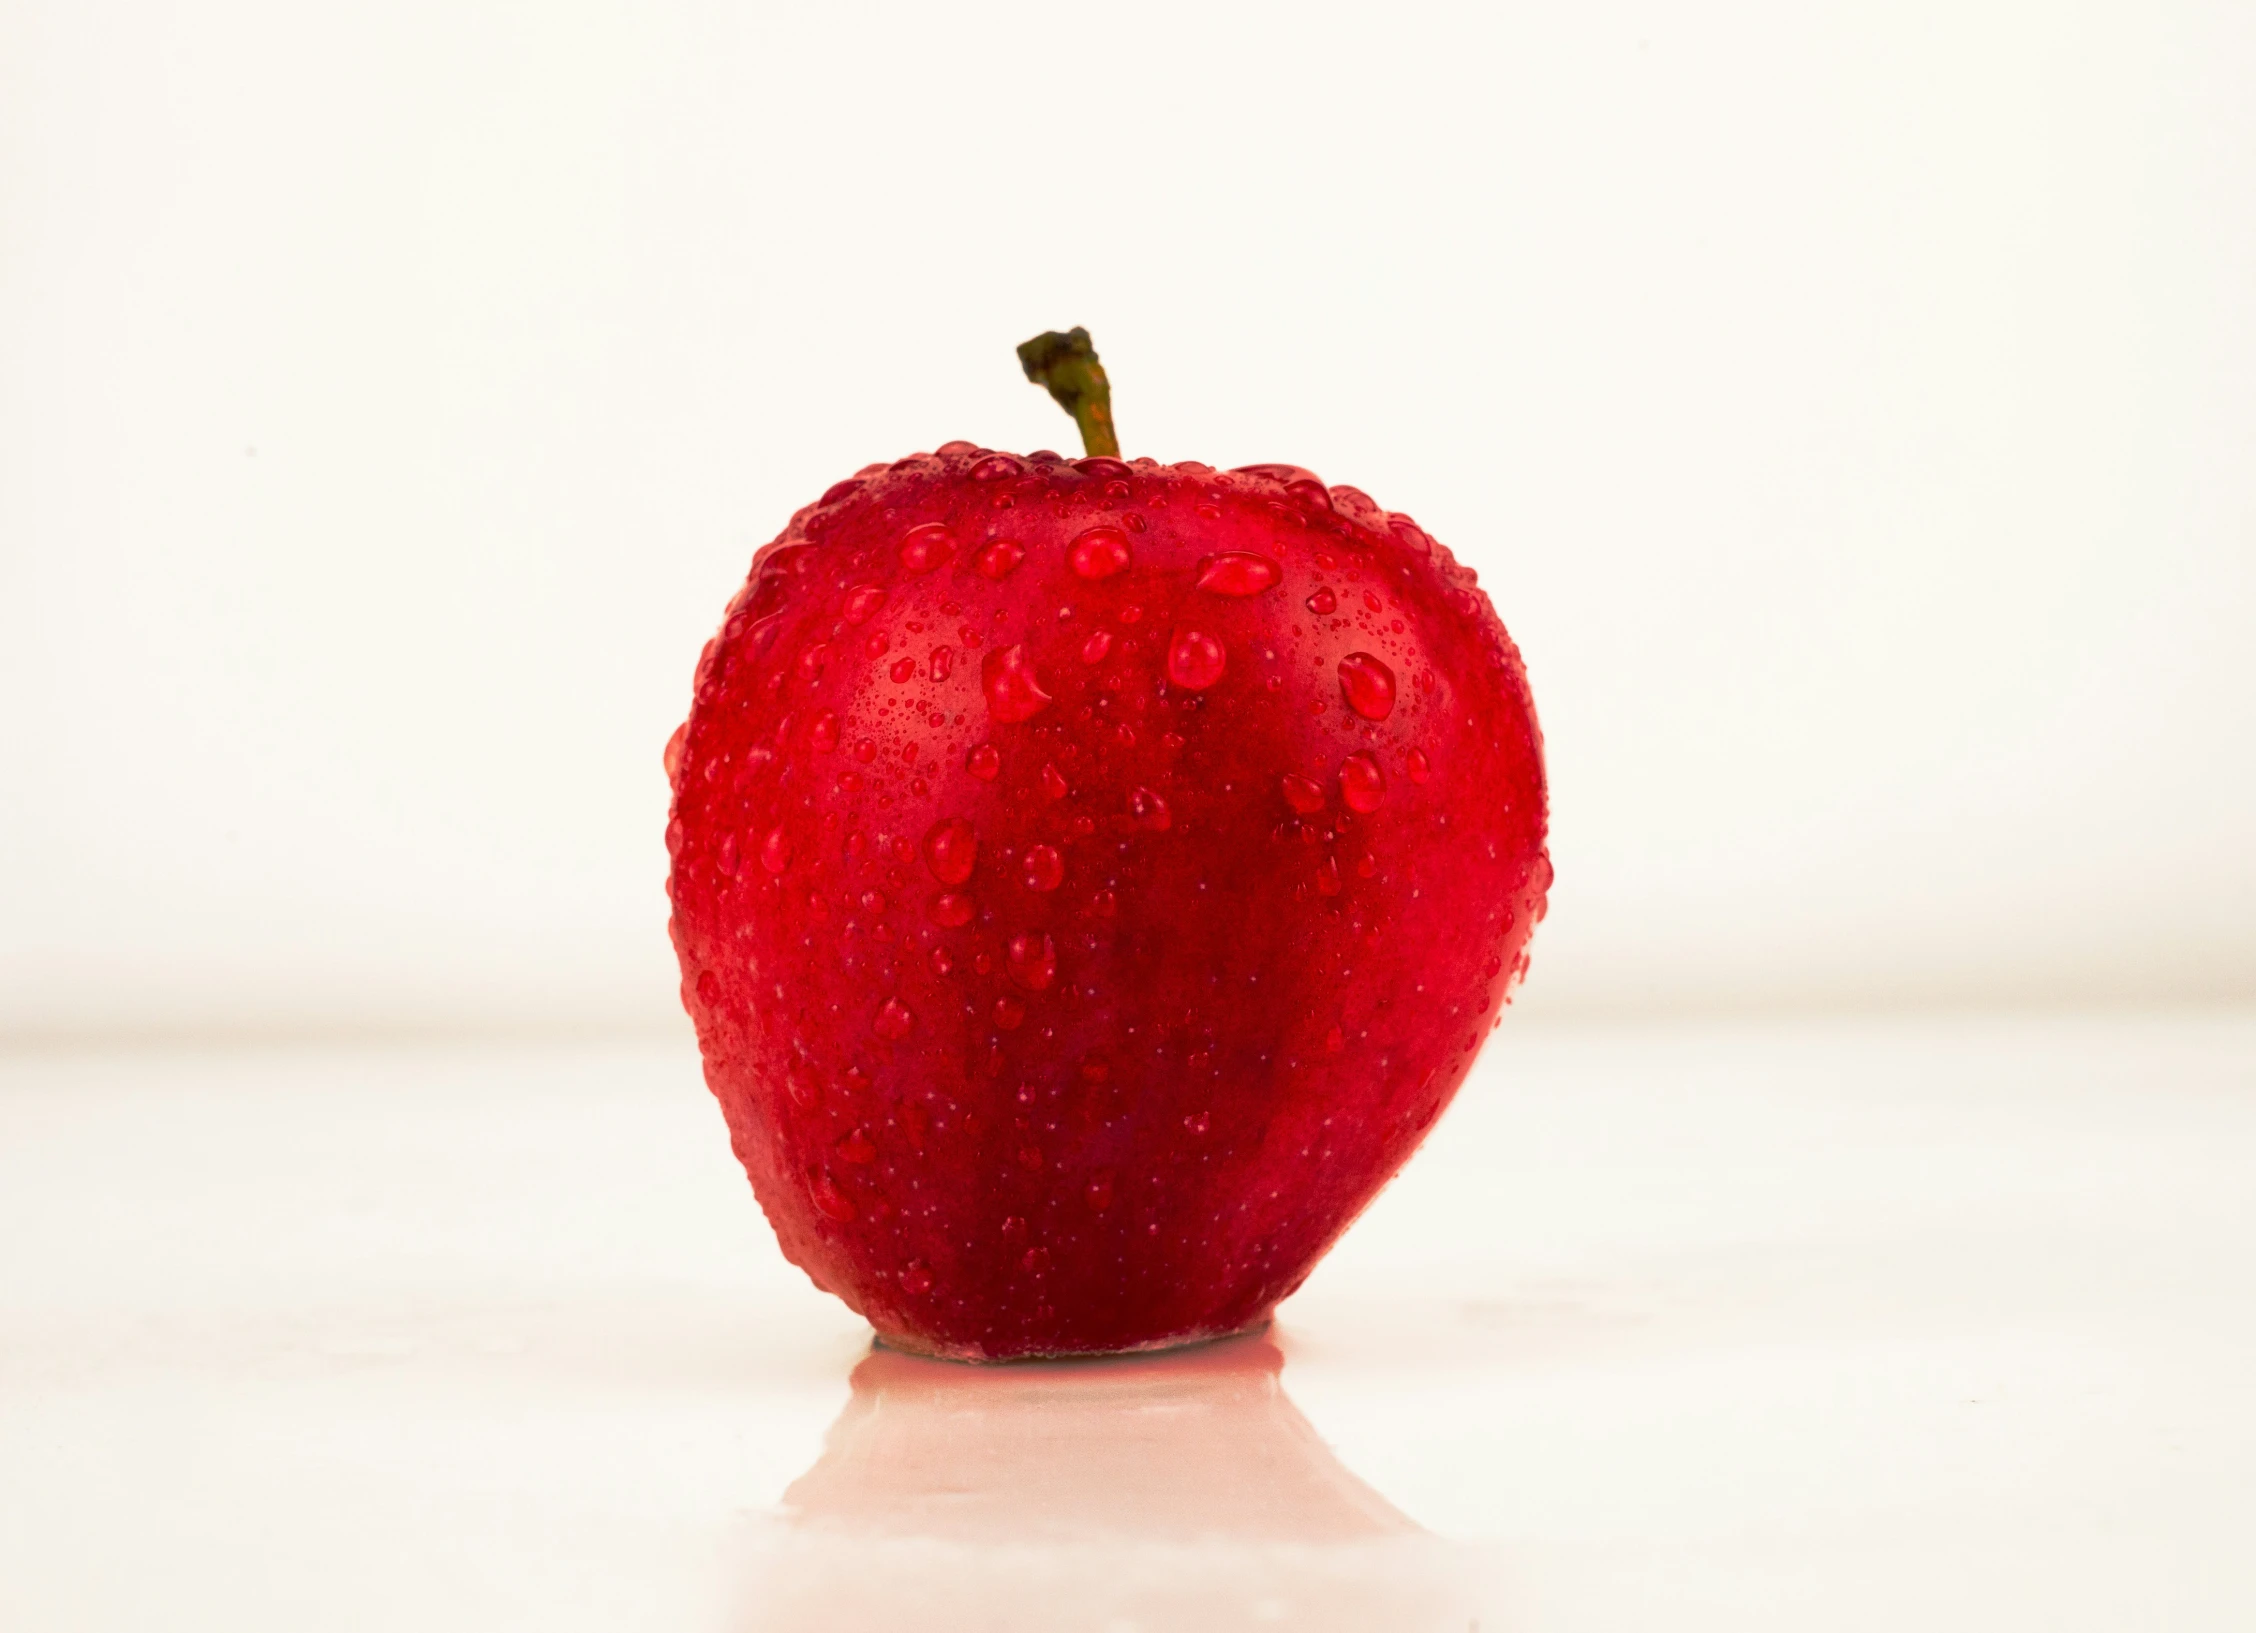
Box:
[667, 332, 1548, 1360]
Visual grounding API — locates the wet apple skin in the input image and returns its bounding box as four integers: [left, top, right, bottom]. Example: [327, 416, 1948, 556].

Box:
[668, 446, 1549, 1360]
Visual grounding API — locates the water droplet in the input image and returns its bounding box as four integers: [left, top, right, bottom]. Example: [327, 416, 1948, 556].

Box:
[1183, 1111, 1211, 1135]
[993, 994, 1026, 1030]
[1339, 753, 1386, 813]
[1040, 762, 1069, 802]
[1129, 787, 1172, 831]
[1315, 854, 1342, 896]
[1090, 888, 1117, 917]
[966, 742, 1000, 780]
[1006, 931, 1057, 991]
[922, 817, 978, 885]
[898, 523, 953, 574]
[695, 969, 721, 1009]
[718, 831, 741, 876]
[810, 1170, 857, 1222]
[1338, 652, 1397, 720]
[898, 1261, 935, 1294]
[1166, 629, 1226, 690]
[665, 816, 686, 857]
[1020, 1244, 1052, 1272]
[798, 643, 833, 684]
[1016, 1145, 1045, 1172]
[982, 644, 1053, 723]
[760, 826, 792, 874]
[663, 723, 687, 781]
[1280, 774, 1326, 815]
[1305, 586, 1337, 615]
[1196, 551, 1281, 596]
[1356, 852, 1376, 877]
[854, 737, 878, 764]
[970, 454, 1024, 481]
[1075, 456, 1131, 479]
[836, 1127, 876, 1164]
[1080, 630, 1113, 664]
[1068, 525, 1132, 580]
[872, 996, 915, 1040]
[889, 655, 917, 683]
[977, 539, 1024, 579]
[1406, 747, 1432, 784]
[1085, 1173, 1114, 1211]
[929, 891, 975, 926]
[841, 583, 886, 625]
[930, 645, 954, 681]
[808, 711, 840, 753]
[1023, 844, 1064, 891]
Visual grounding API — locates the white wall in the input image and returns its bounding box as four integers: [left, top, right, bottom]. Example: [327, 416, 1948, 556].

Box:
[3, 0, 2251, 1040]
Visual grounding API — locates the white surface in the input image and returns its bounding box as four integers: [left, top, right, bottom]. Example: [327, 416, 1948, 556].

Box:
[4, 1010, 2251, 1630]
[6, 1, 2255, 1039]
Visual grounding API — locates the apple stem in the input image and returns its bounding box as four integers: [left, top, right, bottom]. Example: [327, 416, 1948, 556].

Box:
[1016, 327, 1120, 459]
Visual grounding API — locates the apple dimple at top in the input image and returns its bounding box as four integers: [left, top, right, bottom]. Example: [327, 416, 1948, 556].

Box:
[665, 328, 1549, 1361]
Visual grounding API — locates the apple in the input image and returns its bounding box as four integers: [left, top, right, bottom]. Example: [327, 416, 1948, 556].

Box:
[667, 330, 1548, 1359]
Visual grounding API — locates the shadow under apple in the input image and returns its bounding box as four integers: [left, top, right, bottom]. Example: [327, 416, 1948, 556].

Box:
[739, 1328, 1491, 1632]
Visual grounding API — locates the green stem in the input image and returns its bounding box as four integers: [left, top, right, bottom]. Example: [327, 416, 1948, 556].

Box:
[1016, 327, 1120, 458]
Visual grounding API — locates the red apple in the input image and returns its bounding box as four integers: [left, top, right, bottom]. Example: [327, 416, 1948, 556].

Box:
[667, 332, 1548, 1359]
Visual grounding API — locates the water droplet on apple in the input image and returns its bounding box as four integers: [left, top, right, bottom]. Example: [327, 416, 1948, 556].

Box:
[922, 817, 978, 884]
[1068, 525, 1132, 579]
[1129, 787, 1172, 831]
[1406, 747, 1432, 784]
[836, 1127, 876, 1164]
[1085, 1173, 1114, 1211]
[1040, 762, 1070, 802]
[976, 539, 1024, 579]
[1166, 629, 1226, 690]
[982, 643, 1052, 722]
[1315, 854, 1341, 895]
[872, 996, 915, 1040]
[1183, 1111, 1211, 1135]
[898, 523, 953, 574]
[841, 583, 886, 625]
[810, 1171, 856, 1222]
[1196, 551, 1281, 596]
[1339, 753, 1386, 813]
[898, 1260, 935, 1294]
[889, 655, 916, 683]
[663, 722, 687, 781]
[994, 993, 1026, 1030]
[1080, 630, 1113, 664]
[1006, 932, 1057, 991]
[966, 742, 1001, 780]
[1305, 586, 1337, 616]
[970, 454, 1023, 481]
[1022, 844, 1064, 892]
[1338, 652, 1397, 720]
[808, 711, 840, 753]
[1280, 773, 1326, 815]
[929, 891, 975, 927]
[760, 826, 792, 874]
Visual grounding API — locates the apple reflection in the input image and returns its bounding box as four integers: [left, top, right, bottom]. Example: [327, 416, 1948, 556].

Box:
[741, 1328, 1486, 1632]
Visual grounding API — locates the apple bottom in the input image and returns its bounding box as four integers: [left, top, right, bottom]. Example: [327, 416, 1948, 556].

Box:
[869, 1314, 1278, 1366]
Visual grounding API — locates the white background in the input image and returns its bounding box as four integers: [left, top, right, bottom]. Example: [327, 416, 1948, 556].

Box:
[4, 0, 2252, 1041]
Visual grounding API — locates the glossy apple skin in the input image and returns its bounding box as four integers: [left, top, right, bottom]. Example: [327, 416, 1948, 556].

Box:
[667, 444, 1548, 1360]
